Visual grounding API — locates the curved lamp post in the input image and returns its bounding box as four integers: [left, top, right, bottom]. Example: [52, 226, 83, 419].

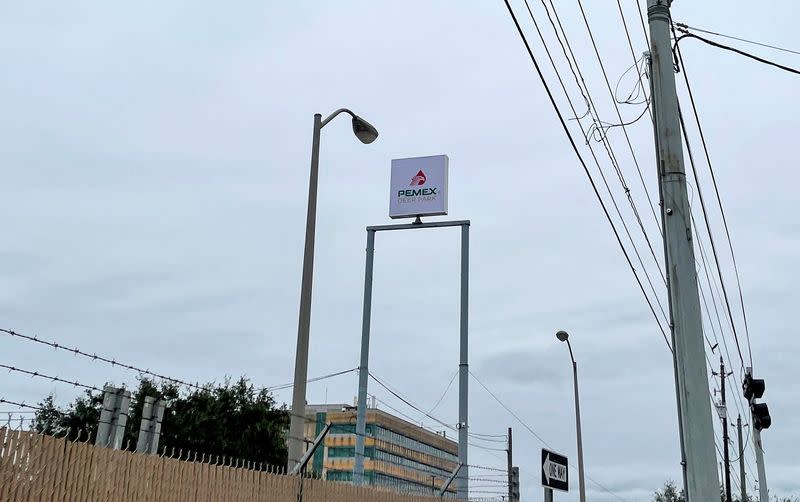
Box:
[556, 330, 586, 502]
[287, 109, 378, 471]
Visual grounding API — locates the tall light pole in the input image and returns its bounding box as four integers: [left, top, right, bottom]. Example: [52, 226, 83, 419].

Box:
[287, 108, 379, 471]
[556, 330, 586, 502]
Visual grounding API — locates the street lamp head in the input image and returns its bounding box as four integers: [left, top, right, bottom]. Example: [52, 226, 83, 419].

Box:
[556, 330, 569, 342]
[352, 115, 379, 144]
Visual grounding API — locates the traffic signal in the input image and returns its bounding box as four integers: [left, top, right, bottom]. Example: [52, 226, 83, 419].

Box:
[743, 370, 772, 431]
[742, 374, 765, 400]
[510, 466, 520, 502]
[752, 402, 771, 431]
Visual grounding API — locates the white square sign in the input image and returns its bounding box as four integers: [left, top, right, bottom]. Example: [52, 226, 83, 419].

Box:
[389, 155, 449, 219]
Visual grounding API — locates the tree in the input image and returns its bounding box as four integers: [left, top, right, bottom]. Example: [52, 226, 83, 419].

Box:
[33, 376, 290, 466]
[654, 481, 685, 502]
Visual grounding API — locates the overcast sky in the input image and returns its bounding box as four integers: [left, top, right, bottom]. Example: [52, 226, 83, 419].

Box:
[1, 1, 798, 501]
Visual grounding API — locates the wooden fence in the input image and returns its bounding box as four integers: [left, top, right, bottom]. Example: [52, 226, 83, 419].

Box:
[0, 427, 441, 502]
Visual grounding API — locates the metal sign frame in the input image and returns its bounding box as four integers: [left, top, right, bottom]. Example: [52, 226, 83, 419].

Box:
[352, 219, 470, 499]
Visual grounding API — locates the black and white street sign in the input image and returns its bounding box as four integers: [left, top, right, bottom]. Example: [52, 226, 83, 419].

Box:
[541, 449, 569, 492]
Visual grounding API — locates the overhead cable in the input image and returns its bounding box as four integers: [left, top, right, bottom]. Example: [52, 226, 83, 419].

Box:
[674, 30, 800, 76]
[672, 32, 755, 367]
[502, 0, 672, 351]
[675, 22, 800, 56]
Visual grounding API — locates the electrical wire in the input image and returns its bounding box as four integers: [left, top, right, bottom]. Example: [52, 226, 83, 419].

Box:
[469, 368, 626, 502]
[368, 371, 457, 433]
[673, 104, 746, 368]
[680, 109, 754, 438]
[675, 22, 800, 56]
[368, 373, 506, 458]
[635, 0, 650, 48]
[503, 0, 672, 352]
[672, 32, 755, 368]
[426, 370, 459, 417]
[263, 368, 359, 392]
[674, 31, 800, 76]
[616, 0, 653, 118]
[543, 0, 664, 253]
[576, 0, 662, 232]
[527, 0, 670, 333]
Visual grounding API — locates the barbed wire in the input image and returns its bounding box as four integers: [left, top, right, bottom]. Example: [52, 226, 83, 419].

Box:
[0, 398, 59, 415]
[1, 328, 356, 395]
[1, 328, 206, 390]
[0, 363, 103, 392]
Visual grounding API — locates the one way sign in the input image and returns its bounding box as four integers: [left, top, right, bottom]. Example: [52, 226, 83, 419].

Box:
[541, 449, 569, 492]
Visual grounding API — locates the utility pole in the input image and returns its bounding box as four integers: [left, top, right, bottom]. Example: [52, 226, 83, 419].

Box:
[507, 427, 513, 502]
[720, 358, 732, 502]
[737, 416, 747, 502]
[753, 427, 768, 502]
[647, 2, 720, 501]
[743, 367, 771, 502]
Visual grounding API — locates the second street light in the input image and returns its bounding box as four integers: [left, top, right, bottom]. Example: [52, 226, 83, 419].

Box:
[287, 108, 378, 471]
[556, 330, 586, 502]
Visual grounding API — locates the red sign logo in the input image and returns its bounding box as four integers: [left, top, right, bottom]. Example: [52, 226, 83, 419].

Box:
[410, 170, 427, 186]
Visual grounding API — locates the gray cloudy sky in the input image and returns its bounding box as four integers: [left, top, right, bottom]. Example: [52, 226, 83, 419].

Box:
[1, 1, 798, 501]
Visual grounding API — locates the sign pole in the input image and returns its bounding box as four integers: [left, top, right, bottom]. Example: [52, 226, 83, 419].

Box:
[457, 223, 469, 499]
[544, 488, 554, 502]
[352, 220, 470, 494]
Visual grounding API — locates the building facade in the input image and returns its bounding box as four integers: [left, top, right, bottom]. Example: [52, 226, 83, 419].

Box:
[303, 404, 458, 496]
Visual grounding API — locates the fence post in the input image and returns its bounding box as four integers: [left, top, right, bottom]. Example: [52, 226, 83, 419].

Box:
[95, 386, 130, 449]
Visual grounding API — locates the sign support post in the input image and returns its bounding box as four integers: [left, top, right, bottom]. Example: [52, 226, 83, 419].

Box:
[353, 219, 470, 500]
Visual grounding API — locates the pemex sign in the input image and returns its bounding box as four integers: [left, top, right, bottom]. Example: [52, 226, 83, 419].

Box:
[389, 155, 448, 219]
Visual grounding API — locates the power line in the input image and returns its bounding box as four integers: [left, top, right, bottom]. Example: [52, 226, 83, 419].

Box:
[369, 371, 457, 433]
[676, 102, 746, 368]
[503, 0, 672, 351]
[540, 0, 668, 307]
[615, 0, 653, 120]
[635, 0, 650, 48]
[366, 372, 509, 462]
[672, 32, 755, 368]
[263, 368, 358, 392]
[576, 0, 662, 233]
[675, 22, 800, 56]
[524, 0, 670, 335]
[674, 30, 800, 76]
[426, 369, 459, 417]
[542, 0, 664, 253]
[469, 368, 625, 502]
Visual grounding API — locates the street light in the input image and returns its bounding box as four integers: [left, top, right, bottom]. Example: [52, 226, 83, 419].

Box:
[556, 330, 586, 502]
[287, 108, 379, 471]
